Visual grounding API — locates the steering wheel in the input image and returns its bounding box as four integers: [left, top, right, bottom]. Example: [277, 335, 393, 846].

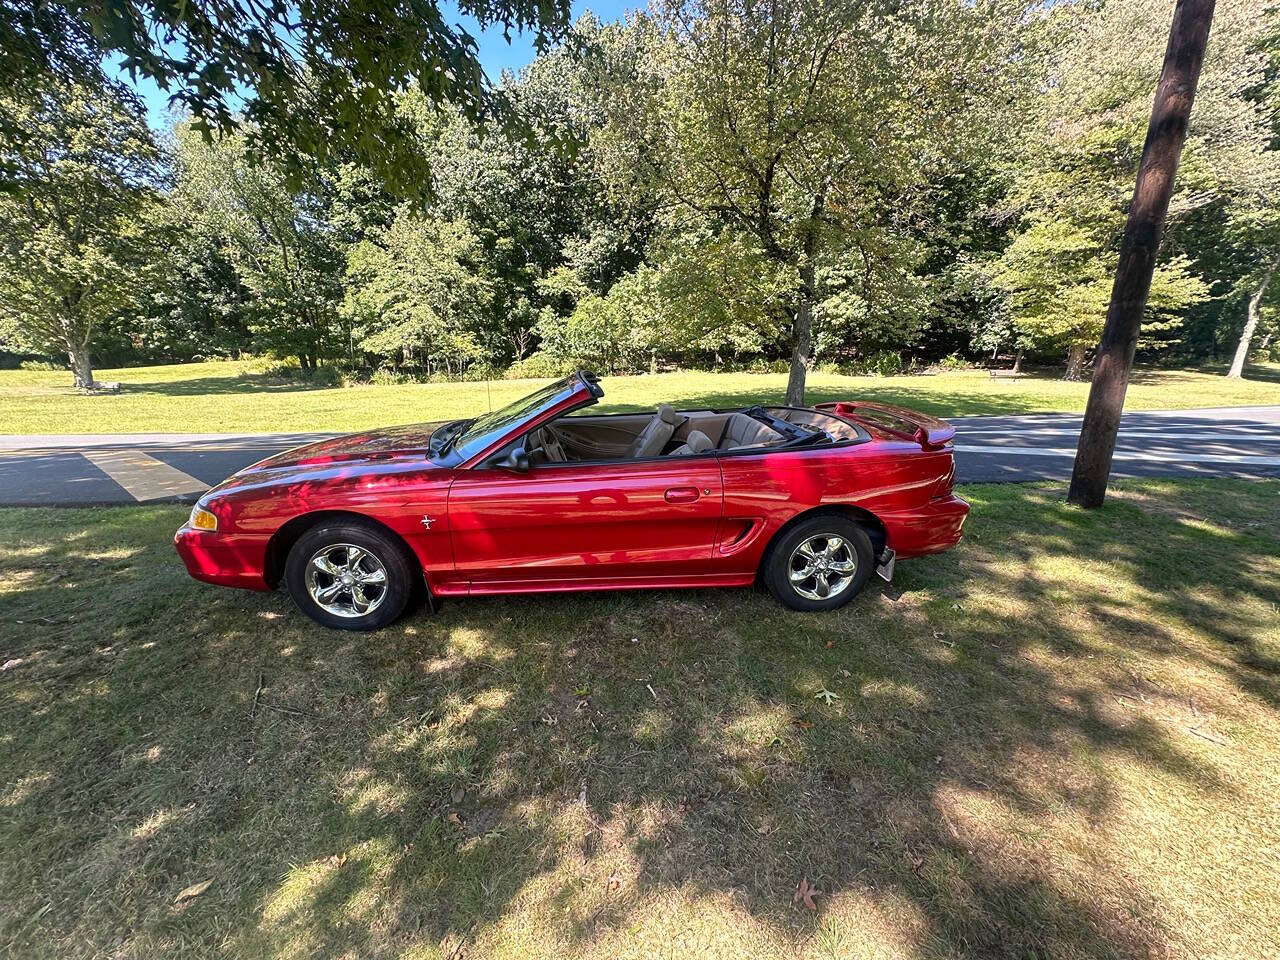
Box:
[540, 426, 568, 463]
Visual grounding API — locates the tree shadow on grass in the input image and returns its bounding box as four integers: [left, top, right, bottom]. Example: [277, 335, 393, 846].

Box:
[120, 372, 342, 397]
[0, 481, 1277, 958]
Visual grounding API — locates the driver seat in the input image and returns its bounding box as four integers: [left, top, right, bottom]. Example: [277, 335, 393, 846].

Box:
[628, 404, 681, 458]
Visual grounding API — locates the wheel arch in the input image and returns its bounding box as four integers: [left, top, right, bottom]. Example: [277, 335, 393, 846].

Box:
[757, 504, 888, 577]
[264, 510, 425, 590]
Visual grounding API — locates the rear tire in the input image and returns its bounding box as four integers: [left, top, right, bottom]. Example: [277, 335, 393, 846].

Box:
[763, 515, 874, 612]
[284, 521, 415, 630]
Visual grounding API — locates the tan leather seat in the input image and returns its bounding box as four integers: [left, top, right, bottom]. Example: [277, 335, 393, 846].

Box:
[668, 430, 712, 456]
[719, 413, 784, 449]
[628, 404, 681, 458]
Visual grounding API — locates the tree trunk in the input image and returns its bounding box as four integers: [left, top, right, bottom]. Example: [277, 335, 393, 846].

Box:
[1013, 349, 1024, 374]
[786, 258, 815, 406]
[1227, 255, 1276, 378]
[1068, 0, 1214, 509]
[67, 342, 95, 389]
[1063, 343, 1086, 380]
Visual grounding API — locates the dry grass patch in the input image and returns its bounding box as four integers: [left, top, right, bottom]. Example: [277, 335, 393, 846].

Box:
[0, 478, 1278, 959]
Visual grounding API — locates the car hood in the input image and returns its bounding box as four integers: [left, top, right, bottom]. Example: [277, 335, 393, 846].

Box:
[244, 421, 447, 471]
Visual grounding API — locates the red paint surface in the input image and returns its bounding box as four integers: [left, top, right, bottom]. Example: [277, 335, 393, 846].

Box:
[175, 377, 969, 600]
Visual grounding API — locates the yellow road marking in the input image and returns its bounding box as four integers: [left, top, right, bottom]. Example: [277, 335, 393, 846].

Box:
[82, 450, 209, 502]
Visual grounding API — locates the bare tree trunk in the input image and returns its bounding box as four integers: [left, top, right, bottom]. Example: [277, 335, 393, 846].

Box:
[1227, 256, 1276, 378]
[786, 257, 815, 406]
[67, 342, 95, 389]
[1064, 343, 1086, 380]
[1068, 0, 1214, 509]
[1013, 349, 1024, 374]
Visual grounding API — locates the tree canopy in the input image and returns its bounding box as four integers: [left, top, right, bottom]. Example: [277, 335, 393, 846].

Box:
[2, 0, 1278, 390]
[0, 0, 572, 192]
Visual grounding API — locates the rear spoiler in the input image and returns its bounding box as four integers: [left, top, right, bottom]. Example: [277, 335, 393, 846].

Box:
[815, 401, 956, 451]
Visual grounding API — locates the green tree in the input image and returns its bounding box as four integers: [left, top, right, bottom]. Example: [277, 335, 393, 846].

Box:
[410, 17, 655, 365]
[533, 266, 663, 373]
[0, 78, 162, 387]
[344, 212, 493, 375]
[174, 124, 346, 369]
[990, 0, 1273, 378]
[596, 0, 1030, 402]
[0, 0, 572, 193]
[1225, 3, 1280, 377]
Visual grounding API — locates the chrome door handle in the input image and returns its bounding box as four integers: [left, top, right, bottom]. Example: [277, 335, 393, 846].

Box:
[664, 486, 700, 503]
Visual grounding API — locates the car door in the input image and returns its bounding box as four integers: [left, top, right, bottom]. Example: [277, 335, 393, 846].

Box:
[447, 455, 725, 590]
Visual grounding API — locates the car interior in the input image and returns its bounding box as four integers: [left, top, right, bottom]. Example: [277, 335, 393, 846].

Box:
[521, 405, 869, 465]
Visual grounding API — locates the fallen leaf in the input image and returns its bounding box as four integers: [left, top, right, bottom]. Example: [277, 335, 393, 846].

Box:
[908, 853, 925, 876]
[793, 719, 814, 731]
[1, 658, 23, 672]
[607, 873, 621, 892]
[451, 786, 465, 805]
[173, 878, 213, 904]
[824, 640, 835, 649]
[447, 811, 464, 827]
[792, 877, 818, 911]
[814, 688, 840, 705]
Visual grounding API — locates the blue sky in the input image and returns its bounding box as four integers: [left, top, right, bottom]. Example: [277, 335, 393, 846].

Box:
[111, 0, 638, 128]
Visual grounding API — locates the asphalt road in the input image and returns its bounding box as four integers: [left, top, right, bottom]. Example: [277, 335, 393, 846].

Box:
[1, 406, 1277, 506]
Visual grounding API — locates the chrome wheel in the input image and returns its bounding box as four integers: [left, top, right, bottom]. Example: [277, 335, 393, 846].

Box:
[304, 543, 388, 618]
[788, 534, 858, 601]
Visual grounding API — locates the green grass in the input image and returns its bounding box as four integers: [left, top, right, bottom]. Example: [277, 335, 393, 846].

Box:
[2, 478, 1278, 958]
[1, 359, 1278, 433]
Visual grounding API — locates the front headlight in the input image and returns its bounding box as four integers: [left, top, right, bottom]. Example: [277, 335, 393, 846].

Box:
[188, 503, 218, 531]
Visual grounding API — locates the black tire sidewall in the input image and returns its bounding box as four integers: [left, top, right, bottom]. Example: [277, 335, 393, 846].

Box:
[284, 522, 414, 630]
[765, 516, 874, 612]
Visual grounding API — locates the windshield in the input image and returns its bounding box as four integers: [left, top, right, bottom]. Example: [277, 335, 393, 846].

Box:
[446, 375, 586, 463]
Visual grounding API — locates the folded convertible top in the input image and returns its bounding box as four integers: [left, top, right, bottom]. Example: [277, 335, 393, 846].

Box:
[814, 401, 956, 451]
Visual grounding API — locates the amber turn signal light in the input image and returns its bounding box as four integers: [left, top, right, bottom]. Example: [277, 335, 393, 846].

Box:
[188, 506, 218, 531]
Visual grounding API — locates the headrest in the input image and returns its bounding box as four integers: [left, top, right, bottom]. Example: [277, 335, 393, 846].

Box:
[657, 403, 679, 425]
[684, 430, 712, 453]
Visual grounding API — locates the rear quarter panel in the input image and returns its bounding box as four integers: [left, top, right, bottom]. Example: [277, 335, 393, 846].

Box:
[715, 440, 963, 573]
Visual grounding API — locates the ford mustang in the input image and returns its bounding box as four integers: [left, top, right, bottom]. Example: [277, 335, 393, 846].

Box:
[174, 371, 969, 629]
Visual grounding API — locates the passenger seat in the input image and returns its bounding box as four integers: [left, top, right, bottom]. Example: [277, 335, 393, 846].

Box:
[718, 413, 784, 449]
[668, 430, 712, 456]
[628, 404, 682, 458]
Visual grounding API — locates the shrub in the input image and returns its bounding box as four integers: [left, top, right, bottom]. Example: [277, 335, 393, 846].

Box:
[19, 359, 62, 371]
[504, 352, 580, 380]
[368, 367, 412, 386]
[845, 351, 902, 376]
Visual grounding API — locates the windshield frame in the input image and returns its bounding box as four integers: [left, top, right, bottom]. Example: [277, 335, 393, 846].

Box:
[430, 372, 601, 467]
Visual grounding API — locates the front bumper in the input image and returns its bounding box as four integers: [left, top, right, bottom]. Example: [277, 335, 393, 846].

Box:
[174, 526, 272, 591]
[879, 494, 969, 559]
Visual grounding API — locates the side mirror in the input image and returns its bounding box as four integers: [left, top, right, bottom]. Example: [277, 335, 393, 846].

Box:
[500, 446, 530, 473]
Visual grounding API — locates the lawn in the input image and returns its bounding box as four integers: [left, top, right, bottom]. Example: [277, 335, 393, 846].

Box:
[1, 478, 1278, 959]
[1, 360, 1277, 434]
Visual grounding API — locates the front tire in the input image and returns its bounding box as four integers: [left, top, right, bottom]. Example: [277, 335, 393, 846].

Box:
[763, 515, 874, 612]
[284, 521, 415, 630]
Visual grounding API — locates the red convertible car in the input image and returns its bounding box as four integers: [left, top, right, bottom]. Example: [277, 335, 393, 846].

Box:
[175, 371, 968, 630]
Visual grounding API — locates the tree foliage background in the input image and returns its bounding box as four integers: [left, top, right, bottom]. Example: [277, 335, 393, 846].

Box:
[1, 0, 1277, 389]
